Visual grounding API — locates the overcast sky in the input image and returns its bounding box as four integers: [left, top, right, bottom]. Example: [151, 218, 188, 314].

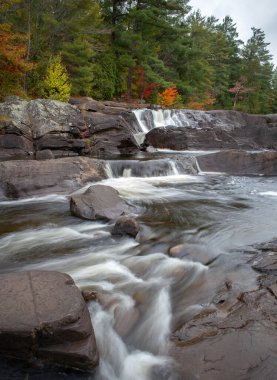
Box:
[189, 0, 277, 66]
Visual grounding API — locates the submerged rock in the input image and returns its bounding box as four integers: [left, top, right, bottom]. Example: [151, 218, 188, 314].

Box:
[0, 271, 99, 372]
[168, 243, 218, 265]
[70, 185, 130, 221]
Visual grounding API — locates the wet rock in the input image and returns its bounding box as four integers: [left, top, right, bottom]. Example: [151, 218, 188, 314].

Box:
[197, 150, 277, 176]
[144, 127, 189, 150]
[70, 185, 130, 221]
[0, 271, 99, 371]
[151, 363, 195, 380]
[170, 239, 277, 380]
[168, 243, 218, 265]
[0, 157, 106, 199]
[114, 306, 140, 337]
[112, 215, 140, 237]
[82, 290, 98, 302]
[143, 110, 277, 151]
[36, 149, 55, 160]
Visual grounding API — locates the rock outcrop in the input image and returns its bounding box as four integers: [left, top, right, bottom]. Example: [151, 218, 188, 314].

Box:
[0, 271, 99, 372]
[197, 150, 277, 176]
[0, 97, 141, 160]
[0, 157, 107, 199]
[170, 239, 277, 380]
[70, 185, 131, 221]
[143, 110, 277, 151]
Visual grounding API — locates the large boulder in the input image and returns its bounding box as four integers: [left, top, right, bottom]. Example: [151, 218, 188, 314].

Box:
[197, 150, 277, 176]
[0, 271, 99, 371]
[0, 157, 107, 199]
[70, 185, 130, 220]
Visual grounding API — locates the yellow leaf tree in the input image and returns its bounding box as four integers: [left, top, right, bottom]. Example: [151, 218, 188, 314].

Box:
[43, 54, 71, 102]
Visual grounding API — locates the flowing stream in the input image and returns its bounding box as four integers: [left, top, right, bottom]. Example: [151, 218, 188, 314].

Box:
[0, 110, 277, 379]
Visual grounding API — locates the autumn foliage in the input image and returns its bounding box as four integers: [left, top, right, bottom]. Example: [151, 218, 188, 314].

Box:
[0, 23, 34, 98]
[158, 86, 179, 107]
[186, 93, 216, 110]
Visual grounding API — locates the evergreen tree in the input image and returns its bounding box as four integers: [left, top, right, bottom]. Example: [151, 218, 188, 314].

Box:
[241, 27, 273, 113]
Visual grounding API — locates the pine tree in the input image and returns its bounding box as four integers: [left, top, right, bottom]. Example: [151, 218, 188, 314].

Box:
[241, 28, 273, 113]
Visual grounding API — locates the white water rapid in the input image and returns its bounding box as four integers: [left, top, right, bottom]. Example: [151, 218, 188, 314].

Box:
[1, 151, 277, 380]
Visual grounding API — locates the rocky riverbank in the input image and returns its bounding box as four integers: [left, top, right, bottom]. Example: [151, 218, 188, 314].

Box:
[0, 97, 277, 378]
[170, 239, 277, 380]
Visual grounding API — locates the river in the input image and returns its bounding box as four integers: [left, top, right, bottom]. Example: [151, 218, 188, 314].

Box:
[0, 147, 277, 379]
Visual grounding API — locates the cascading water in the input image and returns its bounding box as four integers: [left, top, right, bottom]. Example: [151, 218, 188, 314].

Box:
[133, 108, 215, 133]
[1, 147, 277, 379]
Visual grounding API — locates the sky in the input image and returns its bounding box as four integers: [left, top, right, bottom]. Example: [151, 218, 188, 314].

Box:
[189, 0, 277, 66]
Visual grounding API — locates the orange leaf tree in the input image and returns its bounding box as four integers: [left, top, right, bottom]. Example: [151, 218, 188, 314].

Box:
[0, 23, 34, 99]
[158, 86, 179, 107]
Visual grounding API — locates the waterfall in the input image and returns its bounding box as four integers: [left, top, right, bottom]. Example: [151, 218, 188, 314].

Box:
[133, 108, 217, 133]
[104, 159, 183, 179]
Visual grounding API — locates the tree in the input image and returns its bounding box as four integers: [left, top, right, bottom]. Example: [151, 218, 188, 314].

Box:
[241, 27, 273, 113]
[42, 54, 71, 102]
[0, 22, 33, 99]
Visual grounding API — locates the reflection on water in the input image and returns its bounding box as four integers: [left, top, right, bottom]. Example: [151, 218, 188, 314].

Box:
[0, 156, 277, 379]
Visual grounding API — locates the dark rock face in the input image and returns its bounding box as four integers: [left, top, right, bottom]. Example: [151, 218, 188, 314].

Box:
[144, 127, 189, 150]
[197, 150, 277, 176]
[170, 240, 277, 380]
[70, 185, 130, 221]
[112, 215, 140, 237]
[36, 149, 55, 160]
[0, 134, 34, 159]
[83, 112, 139, 157]
[0, 271, 99, 371]
[143, 110, 277, 151]
[0, 157, 107, 199]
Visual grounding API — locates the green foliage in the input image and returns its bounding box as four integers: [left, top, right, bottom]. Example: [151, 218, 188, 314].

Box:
[42, 55, 71, 102]
[0, 0, 276, 113]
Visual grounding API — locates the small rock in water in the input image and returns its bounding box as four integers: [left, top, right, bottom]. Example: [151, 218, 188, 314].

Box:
[169, 243, 217, 265]
[112, 215, 140, 237]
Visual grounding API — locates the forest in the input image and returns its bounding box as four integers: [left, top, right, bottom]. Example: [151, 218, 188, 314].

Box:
[1, 0, 277, 113]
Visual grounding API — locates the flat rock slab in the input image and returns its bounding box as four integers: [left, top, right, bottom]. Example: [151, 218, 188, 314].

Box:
[0, 157, 106, 199]
[197, 150, 277, 176]
[0, 271, 98, 371]
[170, 239, 277, 380]
[70, 185, 130, 221]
